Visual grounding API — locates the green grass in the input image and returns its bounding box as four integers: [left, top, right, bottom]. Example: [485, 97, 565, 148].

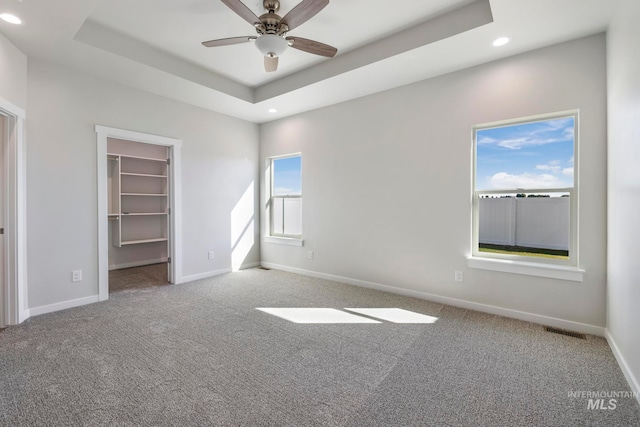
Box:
[479, 244, 569, 260]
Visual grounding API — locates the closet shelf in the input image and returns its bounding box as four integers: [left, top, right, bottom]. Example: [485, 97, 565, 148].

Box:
[121, 172, 167, 178]
[121, 238, 168, 245]
[121, 193, 168, 197]
[107, 153, 167, 163]
[121, 212, 168, 216]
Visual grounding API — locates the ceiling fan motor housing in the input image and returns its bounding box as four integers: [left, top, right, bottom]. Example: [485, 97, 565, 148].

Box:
[257, 0, 289, 36]
[257, 12, 282, 35]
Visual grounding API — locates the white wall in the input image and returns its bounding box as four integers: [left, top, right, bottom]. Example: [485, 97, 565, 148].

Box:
[260, 35, 607, 329]
[607, 0, 640, 396]
[0, 32, 27, 110]
[26, 59, 259, 310]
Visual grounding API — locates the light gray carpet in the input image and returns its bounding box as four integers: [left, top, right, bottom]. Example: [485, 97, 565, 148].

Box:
[1, 268, 639, 426]
[109, 263, 169, 293]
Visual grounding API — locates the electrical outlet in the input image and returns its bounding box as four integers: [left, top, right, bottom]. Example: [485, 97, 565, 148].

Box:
[72, 270, 82, 282]
[308, 250, 314, 260]
[454, 271, 463, 282]
[208, 251, 215, 260]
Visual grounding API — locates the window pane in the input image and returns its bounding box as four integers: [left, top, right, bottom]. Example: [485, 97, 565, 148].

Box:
[476, 117, 575, 191]
[273, 156, 301, 196]
[479, 197, 516, 246]
[272, 197, 284, 235]
[478, 193, 569, 259]
[283, 198, 302, 235]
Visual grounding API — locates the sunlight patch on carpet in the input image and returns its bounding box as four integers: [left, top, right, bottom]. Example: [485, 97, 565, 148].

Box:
[256, 308, 381, 324]
[345, 308, 438, 324]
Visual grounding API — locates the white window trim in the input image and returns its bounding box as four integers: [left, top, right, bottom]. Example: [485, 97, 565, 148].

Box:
[264, 236, 304, 246]
[468, 257, 584, 282]
[470, 110, 581, 280]
[267, 153, 303, 241]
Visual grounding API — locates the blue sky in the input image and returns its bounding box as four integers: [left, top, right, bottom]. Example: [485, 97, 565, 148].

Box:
[273, 155, 302, 196]
[476, 117, 575, 191]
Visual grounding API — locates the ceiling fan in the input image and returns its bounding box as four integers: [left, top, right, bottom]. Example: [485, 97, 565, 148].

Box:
[202, 0, 338, 72]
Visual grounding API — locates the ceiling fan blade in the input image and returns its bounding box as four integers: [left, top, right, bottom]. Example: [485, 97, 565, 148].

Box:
[286, 37, 337, 57]
[202, 36, 256, 47]
[264, 55, 279, 72]
[220, 0, 261, 26]
[280, 0, 329, 31]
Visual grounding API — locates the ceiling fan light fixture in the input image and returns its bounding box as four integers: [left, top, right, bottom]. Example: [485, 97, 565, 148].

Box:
[255, 34, 288, 57]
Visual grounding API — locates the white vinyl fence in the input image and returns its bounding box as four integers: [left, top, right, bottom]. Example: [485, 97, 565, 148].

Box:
[479, 197, 570, 250]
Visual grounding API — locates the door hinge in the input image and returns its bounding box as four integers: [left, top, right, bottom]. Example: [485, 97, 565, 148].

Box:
[166, 158, 170, 165]
[0, 228, 4, 235]
[167, 257, 171, 264]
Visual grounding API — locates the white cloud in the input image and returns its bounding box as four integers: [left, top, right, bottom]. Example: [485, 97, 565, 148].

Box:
[477, 136, 497, 145]
[562, 167, 574, 177]
[489, 172, 565, 189]
[496, 136, 569, 150]
[536, 160, 562, 173]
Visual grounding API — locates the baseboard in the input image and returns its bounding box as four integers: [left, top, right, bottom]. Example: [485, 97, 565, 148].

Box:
[178, 267, 232, 284]
[238, 262, 261, 270]
[29, 295, 101, 317]
[605, 330, 640, 406]
[18, 308, 30, 324]
[178, 261, 261, 284]
[261, 262, 605, 337]
[109, 258, 167, 271]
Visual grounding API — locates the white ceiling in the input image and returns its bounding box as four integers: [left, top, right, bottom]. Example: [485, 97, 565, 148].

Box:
[0, 0, 620, 123]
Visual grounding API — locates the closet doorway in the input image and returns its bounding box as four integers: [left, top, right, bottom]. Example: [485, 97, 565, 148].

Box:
[107, 138, 170, 291]
[96, 126, 182, 301]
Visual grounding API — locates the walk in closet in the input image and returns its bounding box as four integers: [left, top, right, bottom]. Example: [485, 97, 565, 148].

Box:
[107, 138, 170, 290]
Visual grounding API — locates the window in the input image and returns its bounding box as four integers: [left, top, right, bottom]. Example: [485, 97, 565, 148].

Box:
[472, 112, 578, 267]
[270, 154, 302, 238]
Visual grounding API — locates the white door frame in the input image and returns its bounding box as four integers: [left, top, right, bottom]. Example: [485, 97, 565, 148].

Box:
[0, 97, 28, 326]
[96, 125, 182, 301]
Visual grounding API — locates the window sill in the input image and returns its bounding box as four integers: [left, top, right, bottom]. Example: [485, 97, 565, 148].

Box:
[264, 236, 304, 247]
[467, 256, 584, 282]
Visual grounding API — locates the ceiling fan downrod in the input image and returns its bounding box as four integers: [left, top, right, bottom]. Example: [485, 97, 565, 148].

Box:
[263, 0, 280, 13]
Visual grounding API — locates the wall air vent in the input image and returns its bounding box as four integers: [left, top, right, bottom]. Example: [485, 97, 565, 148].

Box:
[544, 326, 587, 340]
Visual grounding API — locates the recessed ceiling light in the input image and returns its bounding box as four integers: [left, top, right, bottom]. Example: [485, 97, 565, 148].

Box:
[493, 37, 510, 47]
[268, 108, 278, 113]
[0, 13, 22, 25]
